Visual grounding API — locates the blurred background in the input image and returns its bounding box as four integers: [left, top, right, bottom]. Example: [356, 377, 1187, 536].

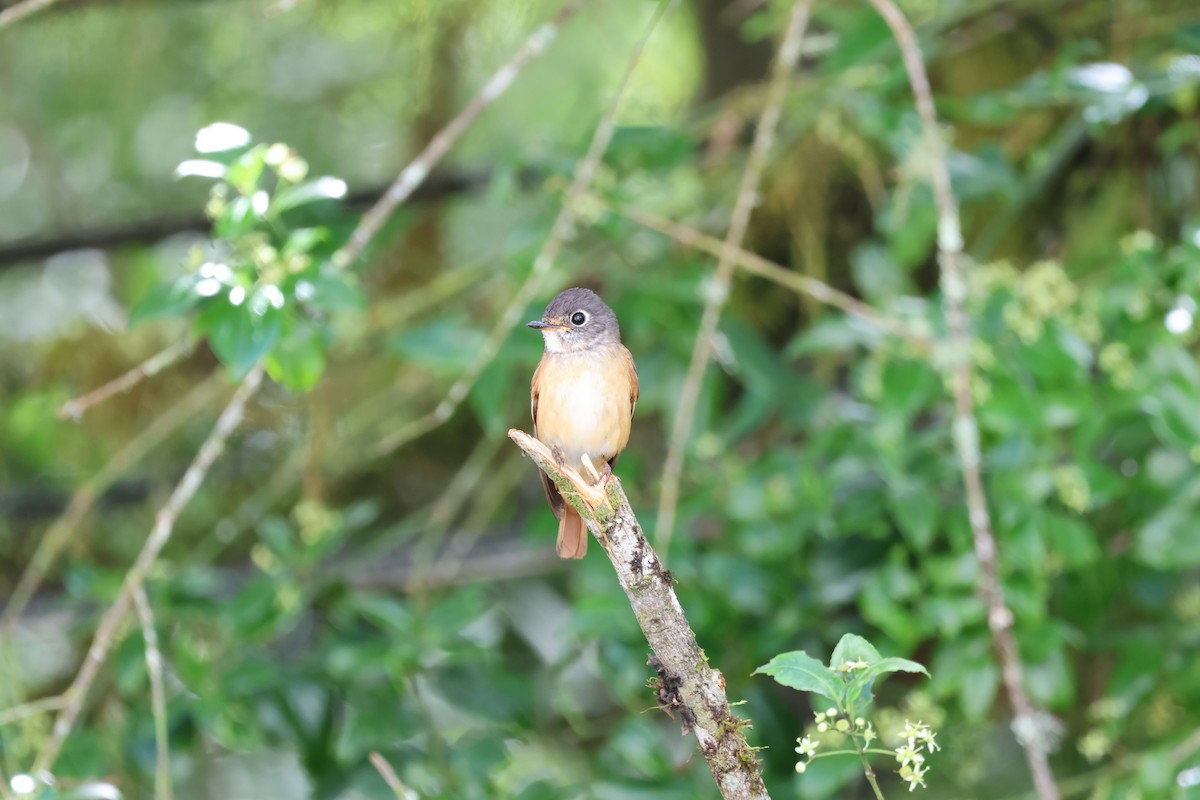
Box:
[2, 0, 1199, 797]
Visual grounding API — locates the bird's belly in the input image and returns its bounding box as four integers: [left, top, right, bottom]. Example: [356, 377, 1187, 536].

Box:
[535, 352, 630, 469]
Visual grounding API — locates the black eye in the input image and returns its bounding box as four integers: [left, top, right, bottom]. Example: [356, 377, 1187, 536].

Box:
[570, 311, 587, 326]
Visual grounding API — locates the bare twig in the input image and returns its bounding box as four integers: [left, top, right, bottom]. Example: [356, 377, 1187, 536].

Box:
[509, 429, 769, 800]
[57, 339, 196, 421]
[371, 0, 680, 458]
[0, 0, 60, 30]
[0, 696, 63, 727]
[864, 1, 1061, 798]
[336, 0, 588, 268]
[1005, 727, 1200, 800]
[132, 587, 173, 800]
[370, 752, 417, 800]
[655, 0, 814, 556]
[3, 371, 225, 632]
[594, 195, 931, 350]
[34, 366, 264, 774]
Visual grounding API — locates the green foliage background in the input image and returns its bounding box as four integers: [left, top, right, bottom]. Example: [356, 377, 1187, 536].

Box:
[1, 0, 1199, 798]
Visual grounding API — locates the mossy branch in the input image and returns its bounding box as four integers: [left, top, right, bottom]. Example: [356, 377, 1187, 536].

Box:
[508, 429, 771, 800]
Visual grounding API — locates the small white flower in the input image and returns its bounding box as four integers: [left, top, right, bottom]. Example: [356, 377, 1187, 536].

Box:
[895, 740, 920, 767]
[794, 736, 819, 757]
[900, 762, 928, 791]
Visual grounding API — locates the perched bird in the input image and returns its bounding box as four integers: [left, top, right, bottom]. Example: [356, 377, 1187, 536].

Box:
[528, 288, 639, 558]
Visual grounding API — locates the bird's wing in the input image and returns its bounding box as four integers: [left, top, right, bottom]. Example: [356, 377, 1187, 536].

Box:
[531, 356, 565, 521]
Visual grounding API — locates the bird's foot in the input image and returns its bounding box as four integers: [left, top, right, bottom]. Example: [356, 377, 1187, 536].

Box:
[551, 445, 567, 467]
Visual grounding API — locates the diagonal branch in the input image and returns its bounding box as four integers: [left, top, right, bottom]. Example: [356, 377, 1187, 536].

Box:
[132, 586, 173, 800]
[592, 195, 932, 351]
[2, 371, 225, 632]
[0, 0, 61, 30]
[509, 429, 770, 800]
[33, 366, 264, 774]
[655, 0, 814, 556]
[57, 338, 196, 420]
[371, 0, 680, 458]
[336, 0, 589, 269]
[864, 1, 1061, 798]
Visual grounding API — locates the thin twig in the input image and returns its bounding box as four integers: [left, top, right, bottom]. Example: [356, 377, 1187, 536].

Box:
[0, 0, 60, 30]
[0, 696, 63, 727]
[34, 366, 264, 774]
[1004, 727, 1200, 800]
[369, 752, 417, 800]
[509, 429, 769, 800]
[132, 587, 173, 800]
[57, 339, 196, 420]
[2, 371, 225, 632]
[595, 195, 930, 350]
[655, 0, 814, 556]
[336, 0, 589, 269]
[371, 0, 680, 458]
[864, 1, 1061, 798]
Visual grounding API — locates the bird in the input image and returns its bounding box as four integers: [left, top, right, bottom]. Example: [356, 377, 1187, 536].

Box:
[527, 287, 639, 558]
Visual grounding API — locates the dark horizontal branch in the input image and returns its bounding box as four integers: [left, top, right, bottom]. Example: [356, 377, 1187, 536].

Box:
[0, 169, 494, 267]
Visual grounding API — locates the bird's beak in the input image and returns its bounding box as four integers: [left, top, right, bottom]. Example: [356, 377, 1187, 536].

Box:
[526, 320, 548, 329]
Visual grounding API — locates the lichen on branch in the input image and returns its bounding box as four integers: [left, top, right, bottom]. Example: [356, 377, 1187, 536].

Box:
[508, 429, 771, 800]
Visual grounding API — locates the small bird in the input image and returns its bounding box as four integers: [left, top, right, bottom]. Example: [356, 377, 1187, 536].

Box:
[528, 288, 639, 558]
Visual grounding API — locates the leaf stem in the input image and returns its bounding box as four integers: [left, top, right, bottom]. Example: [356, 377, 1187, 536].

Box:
[853, 735, 888, 800]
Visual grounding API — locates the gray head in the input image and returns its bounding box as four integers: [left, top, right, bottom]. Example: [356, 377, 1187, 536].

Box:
[527, 287, 621, 353]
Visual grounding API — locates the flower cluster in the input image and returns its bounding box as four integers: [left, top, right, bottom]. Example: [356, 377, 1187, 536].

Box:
[894, 720, 940, 792]
[795, 705, 879, 775]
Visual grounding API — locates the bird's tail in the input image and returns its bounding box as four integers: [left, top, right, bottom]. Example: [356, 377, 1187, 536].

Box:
[556, 507, 587, 559]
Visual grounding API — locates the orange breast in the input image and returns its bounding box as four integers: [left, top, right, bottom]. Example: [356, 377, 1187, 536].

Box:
[533, 345, 634, 469]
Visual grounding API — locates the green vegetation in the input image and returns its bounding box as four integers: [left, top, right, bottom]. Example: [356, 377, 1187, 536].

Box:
[1, 0, 1198, 798]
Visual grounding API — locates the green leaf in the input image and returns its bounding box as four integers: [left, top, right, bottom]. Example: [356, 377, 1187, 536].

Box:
[888, 480, 938, 551]
[1135, 496, 1200, 569]
[128, 275, 203, 326]
[787, 316, 885, 356]
[830, 634, 881, 669]
[863, 656, 929, 684]
[283, 228, 328, 256]
[213, 194, 265, 240]
[265, 322, 326, 391]
[1043, 513, 1101, 567]
[959, 660, 999, 721]
[295, 265, 365, 312]
[754, 651, 841, 702]
[851, 242, 908, 304]
[387, 316, 485, 374]
[273, 176, 348, 214]
[197, 300, 281, 376]
[225, 145, 267, 196]
[604, 125, 694, 172]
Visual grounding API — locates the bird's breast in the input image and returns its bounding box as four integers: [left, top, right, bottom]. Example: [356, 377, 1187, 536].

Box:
[534, 347, 633, 468]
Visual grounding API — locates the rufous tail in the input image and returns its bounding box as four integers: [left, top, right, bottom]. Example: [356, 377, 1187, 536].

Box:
[556, 507, 587, 559]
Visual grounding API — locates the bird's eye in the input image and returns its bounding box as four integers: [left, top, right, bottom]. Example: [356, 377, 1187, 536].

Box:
[570, 311, 587, 326]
